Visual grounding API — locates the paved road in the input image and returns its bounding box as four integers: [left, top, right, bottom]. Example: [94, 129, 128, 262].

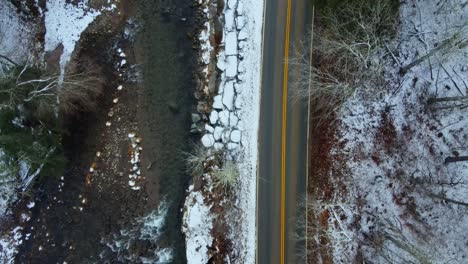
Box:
[257, 0, 313, 263]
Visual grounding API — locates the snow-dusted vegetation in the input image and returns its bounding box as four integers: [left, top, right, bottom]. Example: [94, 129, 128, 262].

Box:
[305, 0, 468, 263]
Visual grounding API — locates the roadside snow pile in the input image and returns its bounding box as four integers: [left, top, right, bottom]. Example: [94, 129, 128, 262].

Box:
[0, 2, 33, 65]
[325, 0, 468, 263]
[182, 187, 213, 264]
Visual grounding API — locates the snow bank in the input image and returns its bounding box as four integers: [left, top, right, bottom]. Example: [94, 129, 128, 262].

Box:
[182, 187, 213, 264]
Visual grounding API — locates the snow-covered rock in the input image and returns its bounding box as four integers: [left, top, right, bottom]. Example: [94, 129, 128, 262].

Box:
[209, 111, 219, 125]
[212, 95, 224, 110]
[218, 110, 230, 127]
[222, 81, 236, 110]
[214, 142, 224, 151]
[230, 130, 241, 143]
[229, 112, 239, 127]
[224, 9, 236, 32]
[227, 143, 239, 150]
[201, 134, 215, 147]
[205, 124, 215, 133]
[225, 31, 237, 55]
[213, 126, 224, 141]
[225, 56, 238, 78]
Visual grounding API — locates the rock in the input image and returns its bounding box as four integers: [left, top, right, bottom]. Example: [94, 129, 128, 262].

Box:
[225, 31, 238, 56]
[197, 122, 205, 132]
[210, 111, 219, 125]
[201, 134, 215, 147]
[230, 130, 241, 143]
[223, 81, 235, 110]
[219, 110, 230, 126]
[235, 96, 242, 109]
[228, 0, 237, 9]
[191, 113, 202, 123]
[214, 126, 224, 141]
[238, 29, 248, 40]
[236, 15, 246, 30]
[213, 95, 224, 110]
[190, 124, 199, 134]
[222, 130, 231, 143]
[224, 9, 236, 32]
[205, 124, 215, 133]
[229, 112, 239, 127]
[217, 52, 226, 71]
[225, 56, 238, 78]
[214, 142, 224, 151]
[227, 142, 240, 150]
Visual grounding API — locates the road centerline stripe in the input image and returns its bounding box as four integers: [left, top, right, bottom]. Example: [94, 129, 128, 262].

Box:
[281, 0, 292, 263]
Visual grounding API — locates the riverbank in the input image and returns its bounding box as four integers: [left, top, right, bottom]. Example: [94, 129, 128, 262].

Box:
[1, 0, 200, 262]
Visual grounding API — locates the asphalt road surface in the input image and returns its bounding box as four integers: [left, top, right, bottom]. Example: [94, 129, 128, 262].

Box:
[257, 0, 313, 263]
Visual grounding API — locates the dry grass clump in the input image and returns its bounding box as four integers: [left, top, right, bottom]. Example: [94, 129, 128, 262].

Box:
[289, 0, 399, 121]
[58, 60, 105, 116]
[185, 143, 218, 177]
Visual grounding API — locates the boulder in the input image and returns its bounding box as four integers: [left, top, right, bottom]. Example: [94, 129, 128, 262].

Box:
[191, 113, 201, 123]
[210, 111, 219, 125]
[230, 130, 241, 143]
[201, 134, 215, 147]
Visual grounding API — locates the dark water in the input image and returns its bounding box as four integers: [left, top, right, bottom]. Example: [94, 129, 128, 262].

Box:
[135, 0, 197, 262]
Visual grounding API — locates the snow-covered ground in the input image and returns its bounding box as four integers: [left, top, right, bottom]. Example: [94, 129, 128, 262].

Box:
[0, 1, 33, 65]
[183, 0, 264, 262]
[323, 0, 468, 263]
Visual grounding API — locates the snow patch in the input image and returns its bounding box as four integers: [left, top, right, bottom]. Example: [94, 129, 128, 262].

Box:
[44, 0, 101, 78]
[182, 189, 213, 264]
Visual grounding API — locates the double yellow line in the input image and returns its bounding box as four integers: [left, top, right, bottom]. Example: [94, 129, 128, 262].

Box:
[280, 0, 292, 262]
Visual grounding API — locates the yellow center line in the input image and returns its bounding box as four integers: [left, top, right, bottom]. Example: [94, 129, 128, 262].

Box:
[281, 0, 292, 263]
